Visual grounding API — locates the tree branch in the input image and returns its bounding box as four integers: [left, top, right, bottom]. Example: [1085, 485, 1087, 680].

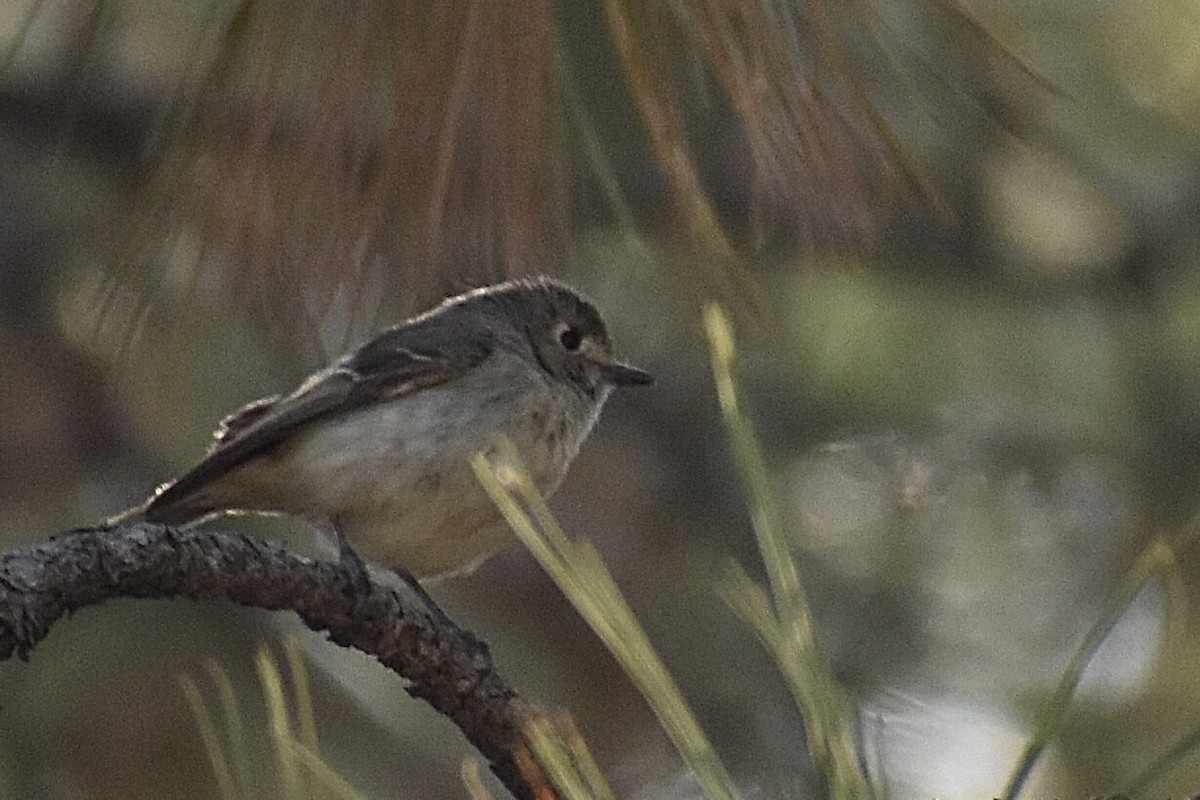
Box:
[0, 521, 541, 800]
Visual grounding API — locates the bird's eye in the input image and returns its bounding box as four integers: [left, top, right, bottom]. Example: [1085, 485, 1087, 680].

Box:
[559, 326, 583, 352]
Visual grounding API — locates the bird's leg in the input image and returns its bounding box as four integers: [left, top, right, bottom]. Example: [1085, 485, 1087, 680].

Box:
[331, 517, 372, 595]
[387, 563, 455, 629]
[328, 518, 453, 627]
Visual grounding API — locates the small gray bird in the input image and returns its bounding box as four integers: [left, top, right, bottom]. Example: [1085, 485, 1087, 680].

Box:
[111, 276, 651, 579]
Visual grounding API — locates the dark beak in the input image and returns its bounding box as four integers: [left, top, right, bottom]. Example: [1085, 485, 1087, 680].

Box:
[601, 361, 654, 387]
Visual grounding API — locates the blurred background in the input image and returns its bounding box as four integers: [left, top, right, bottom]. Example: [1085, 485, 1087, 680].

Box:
[2, 0, 1200, 797]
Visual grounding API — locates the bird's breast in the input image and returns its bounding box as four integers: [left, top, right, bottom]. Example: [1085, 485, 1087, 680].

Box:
[268, 358, 602, 577]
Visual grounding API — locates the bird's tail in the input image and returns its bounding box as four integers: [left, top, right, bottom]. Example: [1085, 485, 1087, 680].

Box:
[103, 501, 149, 527]
[104, 487, 214, 529]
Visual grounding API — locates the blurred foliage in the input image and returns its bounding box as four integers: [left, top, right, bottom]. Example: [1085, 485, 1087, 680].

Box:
[704, 305, 873, 800]
[179, 640, 367, 800]
[3, 0, 1200, 798]
[475, 438, 743, 800]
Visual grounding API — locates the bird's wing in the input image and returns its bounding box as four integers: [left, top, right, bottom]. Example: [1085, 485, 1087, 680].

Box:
[144, 314, 494, 519]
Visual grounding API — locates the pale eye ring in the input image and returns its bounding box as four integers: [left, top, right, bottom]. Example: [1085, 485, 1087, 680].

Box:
[558, 326, 583, 352]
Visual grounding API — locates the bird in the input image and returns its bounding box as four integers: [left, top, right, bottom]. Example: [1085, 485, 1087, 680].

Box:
[109, 276, 652, 579]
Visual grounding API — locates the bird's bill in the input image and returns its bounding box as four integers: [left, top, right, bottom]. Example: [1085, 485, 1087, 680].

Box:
[601, 361, 653, 387]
